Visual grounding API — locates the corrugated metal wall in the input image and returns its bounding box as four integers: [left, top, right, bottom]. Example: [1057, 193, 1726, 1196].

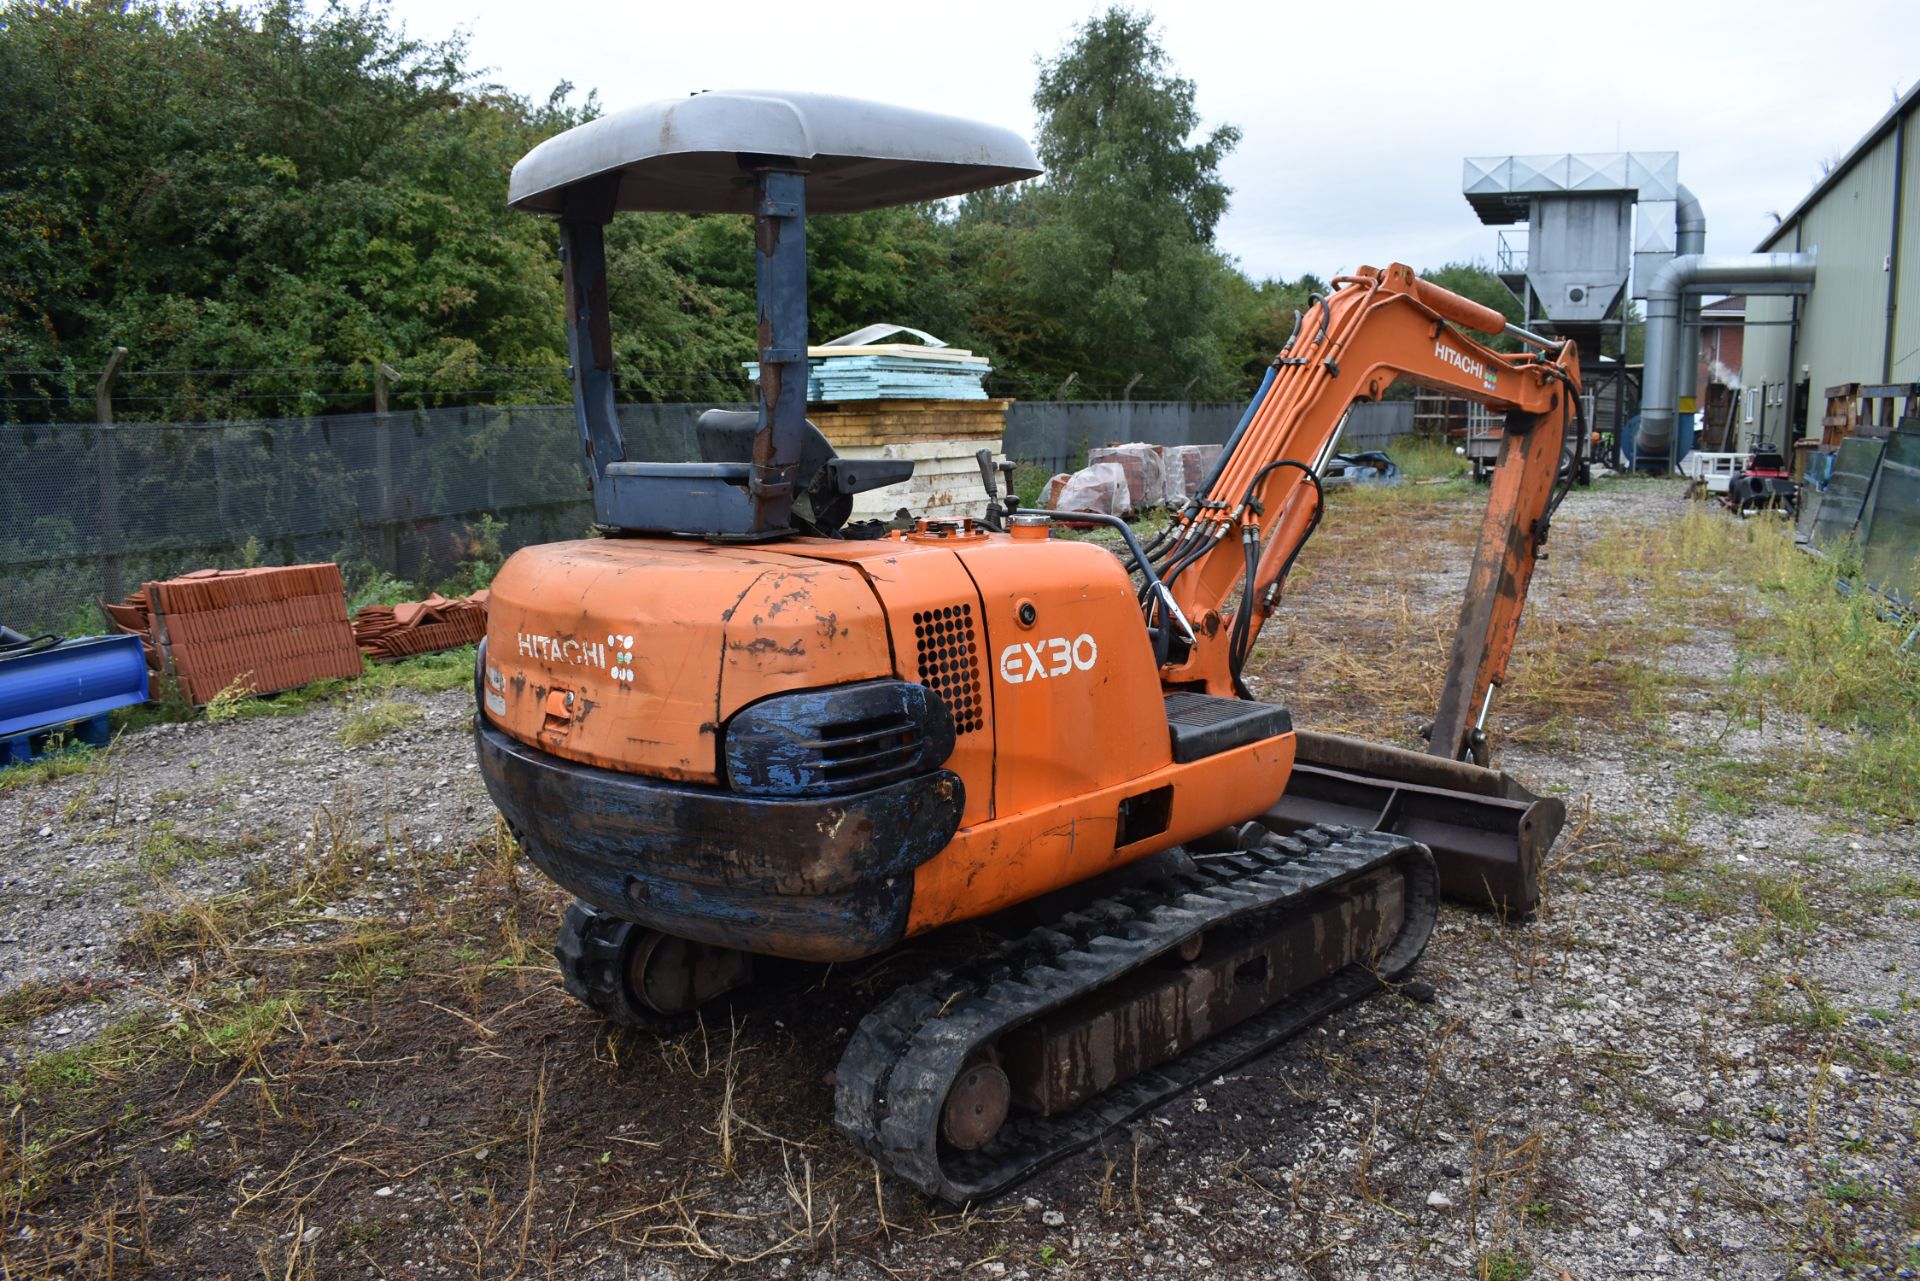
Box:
[1795, 131, 1897, 397]
[1746, 95, 1918, 403]
[1895, 114, 1920, 382]
[1743, 294, 1794, 390]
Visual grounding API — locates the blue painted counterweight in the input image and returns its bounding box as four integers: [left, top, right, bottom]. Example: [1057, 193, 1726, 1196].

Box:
[0, 634, 150, 740]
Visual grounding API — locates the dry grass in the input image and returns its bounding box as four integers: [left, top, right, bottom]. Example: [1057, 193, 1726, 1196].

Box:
[1254, 480, 1920, 823]
[1245, 477, 1662, 752]
[5, 478, 1917, 1278]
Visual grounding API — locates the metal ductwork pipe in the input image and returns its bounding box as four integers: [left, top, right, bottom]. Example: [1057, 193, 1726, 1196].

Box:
[1673, 186, 1707, 444]
[1639, 251, 1817, 468]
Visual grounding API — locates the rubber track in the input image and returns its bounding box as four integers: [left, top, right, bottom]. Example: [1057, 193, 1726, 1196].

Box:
[833, 824, 1439, 1202]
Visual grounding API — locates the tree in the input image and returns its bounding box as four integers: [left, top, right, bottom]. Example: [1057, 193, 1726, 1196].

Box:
[971, 6, 1248, 399]
[1032, 8, 1240, 246]
[1222, 273, 1326, 386]
[0, 0, 581, 420]
[0, 1, 1321, 418]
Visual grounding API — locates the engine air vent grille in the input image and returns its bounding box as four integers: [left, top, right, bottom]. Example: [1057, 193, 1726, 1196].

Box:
[913, 605, 983, 734]
[723, 680, 955, 797]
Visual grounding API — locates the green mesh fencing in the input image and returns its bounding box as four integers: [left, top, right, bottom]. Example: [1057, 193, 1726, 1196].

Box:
[1854, 420, 1920, 606]
[0, 404, 744, 637]
[1807, 434, 1887, 551]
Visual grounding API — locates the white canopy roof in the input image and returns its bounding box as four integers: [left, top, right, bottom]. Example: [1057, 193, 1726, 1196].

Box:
[509, 90, 1042, 216]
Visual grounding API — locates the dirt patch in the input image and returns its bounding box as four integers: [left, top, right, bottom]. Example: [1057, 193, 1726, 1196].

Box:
[2, 478, 1915, 1279]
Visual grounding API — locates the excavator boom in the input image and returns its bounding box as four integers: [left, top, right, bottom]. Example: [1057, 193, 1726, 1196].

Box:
[1116, 263, 1580, 912]
[1149, 264, 1579, 736]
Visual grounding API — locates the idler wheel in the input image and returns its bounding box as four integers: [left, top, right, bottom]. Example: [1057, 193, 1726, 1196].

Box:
[940, 1063, 1011, 1151]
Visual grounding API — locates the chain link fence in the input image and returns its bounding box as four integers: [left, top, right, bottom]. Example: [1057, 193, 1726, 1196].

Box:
[1801, 418, 1920, 607]
[2, 398, 1419, 637]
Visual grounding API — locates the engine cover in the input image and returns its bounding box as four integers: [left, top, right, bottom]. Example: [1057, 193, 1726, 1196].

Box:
[481, 538, 893, 780]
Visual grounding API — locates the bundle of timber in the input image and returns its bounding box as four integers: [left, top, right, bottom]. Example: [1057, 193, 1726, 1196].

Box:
[352, 591, 490, 660]
[104, 565, 361, 704]
[807, 399, 1012, 522]
[750, 328, 1010, 519]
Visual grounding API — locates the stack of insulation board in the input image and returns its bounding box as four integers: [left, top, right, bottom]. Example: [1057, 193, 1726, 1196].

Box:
[352, 591, 490, 660]
[105, 565, 361, 704]
[746, 344, 992, 402]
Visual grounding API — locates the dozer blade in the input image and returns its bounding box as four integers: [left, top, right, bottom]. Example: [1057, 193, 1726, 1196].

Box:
[1263, 729, 1564, 918]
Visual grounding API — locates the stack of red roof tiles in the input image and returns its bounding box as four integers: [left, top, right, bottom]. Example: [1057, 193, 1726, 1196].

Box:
[351, 590, 489, 660]
[104, 564, 362, 704]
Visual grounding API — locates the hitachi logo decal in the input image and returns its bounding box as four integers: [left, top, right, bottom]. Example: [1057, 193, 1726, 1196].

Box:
[517, 633, 606, 668]
[998, 634, 1099, 684]
[1434, 342, 1485, 381]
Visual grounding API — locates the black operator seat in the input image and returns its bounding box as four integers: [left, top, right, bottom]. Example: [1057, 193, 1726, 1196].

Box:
[694, 409, 915, 536]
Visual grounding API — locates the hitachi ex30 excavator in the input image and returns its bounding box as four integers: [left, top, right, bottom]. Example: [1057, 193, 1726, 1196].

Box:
[476, 92, 1578, 1201]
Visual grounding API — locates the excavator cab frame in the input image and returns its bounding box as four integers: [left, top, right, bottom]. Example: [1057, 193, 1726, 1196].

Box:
[507, 90, 1041, 538]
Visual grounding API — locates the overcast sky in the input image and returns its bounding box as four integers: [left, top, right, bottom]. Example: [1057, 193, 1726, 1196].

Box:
[391, 0, 1917, 282]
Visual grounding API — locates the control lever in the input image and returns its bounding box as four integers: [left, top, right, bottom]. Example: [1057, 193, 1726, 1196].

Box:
[975, 448, 999, 498]
[976, 448, 1017, 531]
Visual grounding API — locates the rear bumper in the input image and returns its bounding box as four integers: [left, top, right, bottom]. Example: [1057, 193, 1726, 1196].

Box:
[475, 718, 964, 962]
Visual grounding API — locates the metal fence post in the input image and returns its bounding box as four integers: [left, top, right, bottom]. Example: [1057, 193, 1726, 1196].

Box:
[94, 346, 128, 606]
[374, 361, 401, 573]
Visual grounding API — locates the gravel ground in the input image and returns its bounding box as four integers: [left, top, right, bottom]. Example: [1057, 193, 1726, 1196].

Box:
[2, 477, 1916, 1280]
[1, 684, 496, 1058]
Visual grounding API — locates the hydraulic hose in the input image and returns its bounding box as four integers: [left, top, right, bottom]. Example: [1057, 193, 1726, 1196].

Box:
[1192, 366, 1277, 510]
[1229, 531, 1262, 699]
[1538, 363, 1586, 527]
[1227, 461, 1325, 696]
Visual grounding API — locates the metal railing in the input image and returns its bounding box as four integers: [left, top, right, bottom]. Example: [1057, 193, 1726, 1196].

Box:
[1497, 230, 1528, 276]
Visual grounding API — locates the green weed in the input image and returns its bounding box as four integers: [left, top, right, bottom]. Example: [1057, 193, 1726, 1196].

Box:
[346, 569, 420, 615]
[1823, 1175, 1875, 1205]
[0, 742, 104, 793]
[1383, 433, 1470, 481]
[1478, 1248, 1532, 1281]
[339, 698, 425, 747]
[1857, 873, 1920, 899]
[1754, 874, 1817, 933]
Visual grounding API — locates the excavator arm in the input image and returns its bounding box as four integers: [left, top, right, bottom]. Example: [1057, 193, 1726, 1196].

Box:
[1139, 263, 1580, 764]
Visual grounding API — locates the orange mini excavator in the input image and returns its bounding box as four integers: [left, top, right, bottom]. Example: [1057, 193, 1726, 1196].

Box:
[476, 92, 1580, 1200]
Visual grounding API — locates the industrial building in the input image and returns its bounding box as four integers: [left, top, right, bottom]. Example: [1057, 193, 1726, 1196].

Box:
[1743, 81, 1920, 445]
[1461, 150, 1686, 466]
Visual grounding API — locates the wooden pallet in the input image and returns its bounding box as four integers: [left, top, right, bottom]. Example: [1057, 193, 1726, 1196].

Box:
[1824, 383, 1920, 444]
[1859, 384, 1920, 438]
[2, 712, 111, 768]
[1822, 383, 1860, 448]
